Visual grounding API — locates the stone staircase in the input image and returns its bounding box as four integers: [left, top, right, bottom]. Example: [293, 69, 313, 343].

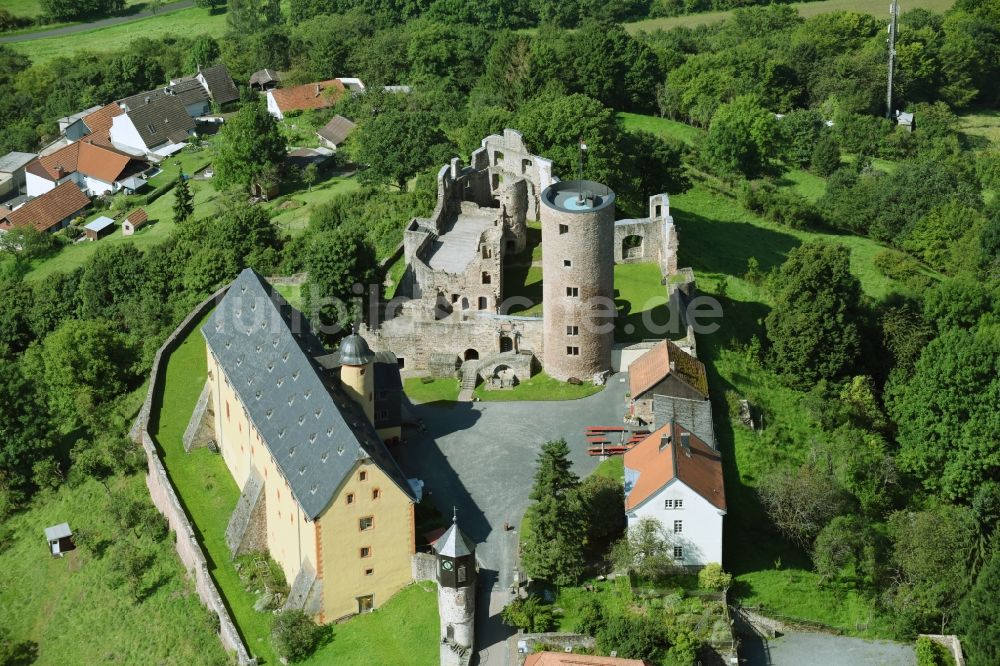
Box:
[457, 365, 478, 402]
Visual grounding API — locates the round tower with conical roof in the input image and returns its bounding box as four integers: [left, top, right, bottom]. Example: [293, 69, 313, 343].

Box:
[339, 326, 375, 425]
[435, 511, 476, 664]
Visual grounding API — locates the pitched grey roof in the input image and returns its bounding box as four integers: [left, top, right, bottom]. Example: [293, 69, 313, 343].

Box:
[653, 394, 716, 449]
[170, 79, 210, 108]
[0, 151, 37, 173]
[119, 88, 167, 111]
[435, 521, 474, 558]
[202, 269, 415, 519]
[317, 115, 357, 145]
[124, 96, 195, 149]
[198, 64, 239, 105]
[250, 68, 282, 87]
[44, 523, 71, 540]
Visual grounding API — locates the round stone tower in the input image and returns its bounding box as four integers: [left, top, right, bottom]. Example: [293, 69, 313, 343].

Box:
[540, 180, 616, 381]
[435, 514, 476, 665]
[338, 328, 375, 425]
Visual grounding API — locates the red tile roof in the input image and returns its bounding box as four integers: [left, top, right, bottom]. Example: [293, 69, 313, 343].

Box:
[628, 340, 708, 399]
[28, 140, 139, 184]
[524, 653, 651, 666]
[125, 207, 148, 228]
[81, 103, 124, 147]
[624, 422, 726, 512]
[3, 181, 90, 232]
[269, 79, 346, 114]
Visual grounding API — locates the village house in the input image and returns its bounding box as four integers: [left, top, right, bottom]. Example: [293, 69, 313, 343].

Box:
[0, 180, 90, 234]
[0, 151, 36, 200]
[628, 339, 709, 428]
[249, 68, 284, 91]
[24, 140, 147, 198]
[57, 105, 102, 140]
[624, 421, 726, 567]
[316, 115, 357, 151]
[74, 103, 125, 148]
[110, 95, 196, 158]
[265, 79, 351, 120]
[203, 269, 416, 622]
[193, 64, 240, 107]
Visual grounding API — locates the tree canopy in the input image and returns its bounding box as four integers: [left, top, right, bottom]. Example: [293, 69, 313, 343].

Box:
[213, 99, 286, 193]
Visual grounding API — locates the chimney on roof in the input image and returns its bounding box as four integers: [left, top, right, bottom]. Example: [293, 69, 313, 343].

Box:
[680, 432, 691, 457]
[659, 435, 671, 452]
[55, 166, 64, 179]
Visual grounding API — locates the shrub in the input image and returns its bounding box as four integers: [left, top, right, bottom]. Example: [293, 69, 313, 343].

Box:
[915, 636, 953, 666]
[574, 596, 605, 637]
[501, 595, 555, 632]
[271, 610, 324, 662]
[697, 563, 732, 591]
[738, 181, 821, 229]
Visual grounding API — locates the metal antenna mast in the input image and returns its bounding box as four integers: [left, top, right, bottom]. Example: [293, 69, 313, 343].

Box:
[886, 0, 899, 119]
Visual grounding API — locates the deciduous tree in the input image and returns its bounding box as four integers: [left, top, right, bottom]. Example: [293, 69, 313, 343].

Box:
[214, 99, 286, 193]
[703, 95, 778, 179]
[351, 110, 450, 191]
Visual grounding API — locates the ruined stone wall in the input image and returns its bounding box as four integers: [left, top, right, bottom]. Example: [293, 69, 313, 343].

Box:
[132, 285, 257, 665]
[362, 314, 544, 373]
[479, 129, 554, 222]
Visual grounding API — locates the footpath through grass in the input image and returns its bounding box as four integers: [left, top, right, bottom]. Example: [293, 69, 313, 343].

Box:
[0, 475, 228, 663]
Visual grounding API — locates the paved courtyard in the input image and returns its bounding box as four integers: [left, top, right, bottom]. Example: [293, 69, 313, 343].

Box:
[394, 374, 630, 665]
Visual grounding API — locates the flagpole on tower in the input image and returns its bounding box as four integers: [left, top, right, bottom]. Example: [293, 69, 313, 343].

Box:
[578, 137, 587, 203]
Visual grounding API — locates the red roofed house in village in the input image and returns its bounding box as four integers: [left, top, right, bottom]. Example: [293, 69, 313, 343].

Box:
[265, 79, 350, 120]
[627, 339, 709, 426]
[24, 140, 147, 198]
[0, 180, 90, 234]
[623, 421, 726, 567]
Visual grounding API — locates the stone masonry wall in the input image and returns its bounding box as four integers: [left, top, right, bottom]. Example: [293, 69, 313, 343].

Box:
[131, 285, 257, 666]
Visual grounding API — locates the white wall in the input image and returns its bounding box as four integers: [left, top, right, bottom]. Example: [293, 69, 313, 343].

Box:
[265, 92, 283, 120]
[25, 171, 56, 197]
[110, 116, 149, 155]
[627, 479, 724, 566]
[84, 175, 114, 196]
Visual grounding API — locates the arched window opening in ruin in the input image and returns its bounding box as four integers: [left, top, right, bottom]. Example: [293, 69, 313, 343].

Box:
[464, 349, 479, 361]
[482, 272, 491, 284]
[623, 234, 643, 259]
[499, 335, 513, 353]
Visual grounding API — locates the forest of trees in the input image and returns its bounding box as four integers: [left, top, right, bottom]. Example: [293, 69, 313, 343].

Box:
[0, 0, 998, 663]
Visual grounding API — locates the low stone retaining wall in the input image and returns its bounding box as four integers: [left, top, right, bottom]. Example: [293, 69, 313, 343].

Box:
[131, 285, 257, 665]
[920, 634, 966, 666]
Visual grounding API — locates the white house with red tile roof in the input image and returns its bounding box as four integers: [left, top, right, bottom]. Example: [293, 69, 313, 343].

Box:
[24, 141, 147, 197]
[623, 421, 726, 567]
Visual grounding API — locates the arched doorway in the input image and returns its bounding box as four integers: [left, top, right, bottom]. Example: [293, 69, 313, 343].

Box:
[499, 335, 513, 353]
[622, 234, 643, 259]
[461, 296, 469, 310]
[464, 349, 479, 361]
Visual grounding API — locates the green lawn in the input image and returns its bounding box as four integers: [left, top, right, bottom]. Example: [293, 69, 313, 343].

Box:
[268, 172, 360, 234]
[672, 182, 916, 636]
[384, 255, 406, 299]
[776, 168, 827, 202]
[0, 475, 228, 663]
[625, 0, 955, 34]
[273, 283, 305, 310]
[299, 583, 439, 666]
[957, 108, 1000, 148]
[10, 6, 228, 63]
[473, 371, 603, 401]
[3, 0, 146, 19]
[591, 455, 624, 482]
[619, 112, 703, 147]
[403, 377, 461, 404]
[614, 262, 671, 342]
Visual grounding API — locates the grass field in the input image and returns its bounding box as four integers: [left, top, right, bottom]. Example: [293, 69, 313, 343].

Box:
[3, 0, 146, 19]
[0, 474, 228, 663]
[625, 0, 956, 34]
[619, 112, 703, 147]
[403, 377, 461, 404]
[269, 172, 360, 233]
[473, 370, 603, 401]
[671, 182, 920, 636]
[273, 282, 305, 310]
[614, 262, 672, 342]
[958, 108, 1000, 148]
[10, 6, 227, 63]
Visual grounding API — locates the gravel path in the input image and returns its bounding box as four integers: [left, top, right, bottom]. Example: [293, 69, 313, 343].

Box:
[0, 1, 194, 44]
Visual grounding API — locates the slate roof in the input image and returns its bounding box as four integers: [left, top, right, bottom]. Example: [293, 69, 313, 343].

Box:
[197, 64, 240, 105]
[123, 96, 196, 149]
[80, 103, 124, 147]
[652, 394, 715, 448]
[0, 151, 37, 173]
[2, 181, 89, 232]
[28, 141, 143, 183]
[269, 79, 346, 114]
[624, 421, 726, 512]
[202, 269, 415, 519]
[119, 88, 167, 111]
[317, 115, 357, 145]
[170, 78, 210, 108]
[434, 520, 475, 558]
[629, 339, 708, 400]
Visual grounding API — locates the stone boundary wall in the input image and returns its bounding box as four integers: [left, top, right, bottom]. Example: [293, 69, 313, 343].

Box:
[412, 552, 437, 582]
[265, 272, 308, 286]
[920, 634, 966, 666]
[131, 284, 258, 665]
[181, 381, 211, 452]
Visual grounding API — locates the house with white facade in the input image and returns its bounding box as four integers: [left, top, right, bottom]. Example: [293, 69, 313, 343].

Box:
[24, 141, 147, 198]
[624, 421, 726, 567]
[110, 95, 196, 158]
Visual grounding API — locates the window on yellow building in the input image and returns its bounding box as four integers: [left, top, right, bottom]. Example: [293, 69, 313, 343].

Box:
[359, 516, 374, 531]
[347, 493, 355, 505]
[372, 489, 380, 500]
[360, 546, 371, 558]
[359, 471, 368, 482]
[364, 568, 374, 576]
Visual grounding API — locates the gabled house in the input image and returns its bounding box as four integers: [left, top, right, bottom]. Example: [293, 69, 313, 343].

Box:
[78, 103, 125, 148]
[122, 207, 148, 235]
[624, 421, 726, 567]
[110, 95, 196, 158]
[249, 68, 284, 91]
[204, 269, 416, 622]
[628, 339, 708, 426]
[24, 140, 147, 197]
[120, 79, 211, 118]
[265, 79, 349, 120]
[194, 64, 240, 106]
[0, 180, 90, 234]
[316, 115, 357, 150]
[57, 105, 103, 140]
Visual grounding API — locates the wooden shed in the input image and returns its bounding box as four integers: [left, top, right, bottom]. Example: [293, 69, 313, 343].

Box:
[122, 208, 148, 236]
[84, 215, 115, 240]
[44, 523, 74, 557]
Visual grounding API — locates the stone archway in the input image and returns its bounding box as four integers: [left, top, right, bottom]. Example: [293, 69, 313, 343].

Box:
[499, 334, 513, 353]
[622, 234, 643, 259]
[464, 348, 479, 361]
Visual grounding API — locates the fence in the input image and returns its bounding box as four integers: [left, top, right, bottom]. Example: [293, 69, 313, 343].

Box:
[130, 285, 258, 665]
